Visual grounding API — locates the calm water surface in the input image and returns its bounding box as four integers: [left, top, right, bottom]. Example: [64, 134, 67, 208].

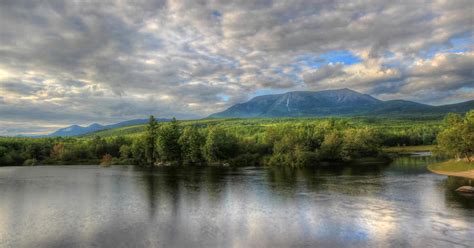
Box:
[1, 154, 473, 247]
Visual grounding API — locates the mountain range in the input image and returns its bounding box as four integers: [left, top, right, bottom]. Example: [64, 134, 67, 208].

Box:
[209, 88, 474, 118]
[28, 88, 473, 137]
[43, 118, 169, 137]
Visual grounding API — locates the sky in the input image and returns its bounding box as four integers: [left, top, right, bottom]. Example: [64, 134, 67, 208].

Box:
[0, 0, 473, 135]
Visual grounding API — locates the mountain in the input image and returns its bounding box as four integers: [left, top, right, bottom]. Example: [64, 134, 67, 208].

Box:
[47, 118, 169, 137]
[49, 123, 106, 137]
[209, 88, 474, 118]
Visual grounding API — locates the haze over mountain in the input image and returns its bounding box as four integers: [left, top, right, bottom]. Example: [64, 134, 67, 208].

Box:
[209, 89, 474, 118]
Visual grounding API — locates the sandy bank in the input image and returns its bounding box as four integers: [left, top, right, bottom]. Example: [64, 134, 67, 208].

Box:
[428, 169, 474, 180]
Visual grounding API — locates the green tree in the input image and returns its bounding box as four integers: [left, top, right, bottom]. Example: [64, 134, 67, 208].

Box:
[90, 136, 107, 158]
[319, 131, 343, 161]
[0, 146, 14, 165]
[156, 117, 181, 162]
[145, 115, 159, 165]
[119, 145, 131, 159]
[203, 127, 238, 163]
[436, 110, 474, 161]
[131, 136, 147, 165]
[178, 126, 205, 164]
[443, 113, 463, 126]
[341, 128, 381, 160]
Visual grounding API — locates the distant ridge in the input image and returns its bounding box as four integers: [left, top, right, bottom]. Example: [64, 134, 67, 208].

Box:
[209, 88, 474, 118]
[38, 118, 170, 137]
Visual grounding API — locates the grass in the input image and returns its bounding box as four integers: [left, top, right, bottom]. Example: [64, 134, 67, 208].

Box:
[383, 145, 435, 153]
[428, 160, 474, 172]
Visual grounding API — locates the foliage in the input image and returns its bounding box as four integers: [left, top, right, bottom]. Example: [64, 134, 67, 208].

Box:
[203, 126, 238, 163]
[23, 158, 38, 166]
[435, 110, 474, 161]
[319, 131, 343, 161]
[0, 114, 463, 167]
[383, 145, 434, 153]
[341, 128, 382, 160]
[100, 154, 113, 166]
[131, 135, 147, 165]
[178, 126, 205, 164]
[145, 115, 159, 165]
[156, 118, 181, 162]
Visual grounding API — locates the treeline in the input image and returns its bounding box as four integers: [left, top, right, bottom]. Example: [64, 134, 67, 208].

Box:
[0, 115, 449, 167]
[106, 116, 390, 167]
[0, 136, 132, 166]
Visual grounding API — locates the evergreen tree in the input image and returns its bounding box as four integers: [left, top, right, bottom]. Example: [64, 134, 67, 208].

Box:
[156, 117, 181, 162]
[145, 115, 158, 165]
[179, 126, 205, 164]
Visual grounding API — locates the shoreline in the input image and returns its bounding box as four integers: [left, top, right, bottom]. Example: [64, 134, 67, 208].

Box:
[383, 145, 434, 153]
[428, 168, 474, 180]
[427, 159, 474, 180]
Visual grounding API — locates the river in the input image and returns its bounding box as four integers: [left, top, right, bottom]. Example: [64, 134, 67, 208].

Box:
[0, 153, 473, 247]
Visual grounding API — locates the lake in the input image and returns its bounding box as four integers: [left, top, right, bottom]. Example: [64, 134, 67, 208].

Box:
[0, 153, 473, 247]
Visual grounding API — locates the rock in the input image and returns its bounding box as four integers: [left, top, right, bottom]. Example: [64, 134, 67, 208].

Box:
[455, 186, 474, 193]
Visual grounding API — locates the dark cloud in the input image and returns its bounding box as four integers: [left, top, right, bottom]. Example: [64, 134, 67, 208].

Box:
[0, 0, 472, 134]
[0, 81, 44, 95]
[303, 64, 346, 86]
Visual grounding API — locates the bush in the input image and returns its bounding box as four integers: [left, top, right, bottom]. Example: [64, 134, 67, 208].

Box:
[23, 158, 38, 166]
[100, 154, 113, 167]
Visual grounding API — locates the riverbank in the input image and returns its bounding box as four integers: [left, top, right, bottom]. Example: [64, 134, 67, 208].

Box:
[383, 145, 434, 153]
[428, 160, 474, 179]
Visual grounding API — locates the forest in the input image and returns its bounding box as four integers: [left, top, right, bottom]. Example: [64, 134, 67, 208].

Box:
[2, 112, 461, 167]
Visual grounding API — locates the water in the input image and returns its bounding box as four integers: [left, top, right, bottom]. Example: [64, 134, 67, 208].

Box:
[0, 154, 473, 247]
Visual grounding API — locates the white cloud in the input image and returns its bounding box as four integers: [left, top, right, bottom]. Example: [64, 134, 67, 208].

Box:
[0, 0, 472, 134]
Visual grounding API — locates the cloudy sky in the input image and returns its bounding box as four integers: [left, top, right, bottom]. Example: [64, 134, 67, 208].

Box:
[0, 0, 473, 135]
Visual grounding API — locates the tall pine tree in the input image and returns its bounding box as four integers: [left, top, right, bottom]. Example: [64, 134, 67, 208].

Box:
[145, 115, 158, 165]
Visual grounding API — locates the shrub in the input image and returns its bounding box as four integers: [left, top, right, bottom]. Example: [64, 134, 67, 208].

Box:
[100, 154, 113, 166]
[23, 158, 38, 166]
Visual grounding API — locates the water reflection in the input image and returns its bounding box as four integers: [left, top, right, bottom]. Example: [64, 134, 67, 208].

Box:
[442, 177, 474, 209]
[0, 154, 473, 247]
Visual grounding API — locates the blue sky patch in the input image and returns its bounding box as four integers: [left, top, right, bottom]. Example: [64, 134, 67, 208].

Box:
[217, 93, 230, 101]
[320, 50, 362, 65]
[211, 10, 222, 20]
[420, 35, 472, 58]
[297, 50, 362, 69]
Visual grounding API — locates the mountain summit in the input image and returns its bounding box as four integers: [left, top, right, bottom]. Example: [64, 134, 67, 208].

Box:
[209, 88, 473, 118]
